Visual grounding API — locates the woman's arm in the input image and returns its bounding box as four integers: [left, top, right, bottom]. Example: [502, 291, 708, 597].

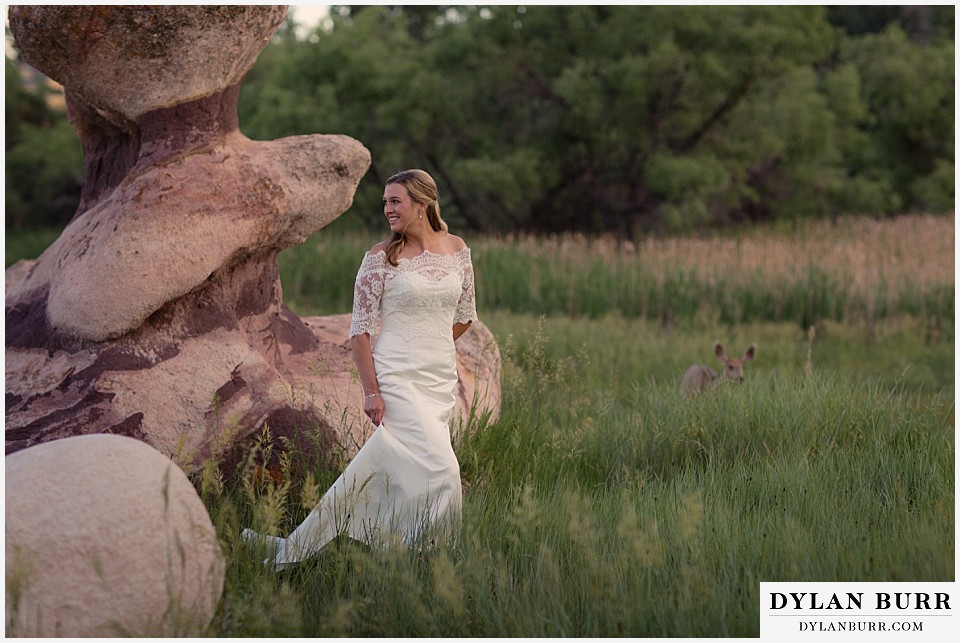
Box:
[452, 245, 477, 342]
[349, 245, 388, 426]
[351, 333, 384, 426]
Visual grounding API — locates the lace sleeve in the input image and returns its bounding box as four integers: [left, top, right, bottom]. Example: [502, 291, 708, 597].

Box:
[349, 250, 386, 338]
[454, 248, 478, 325]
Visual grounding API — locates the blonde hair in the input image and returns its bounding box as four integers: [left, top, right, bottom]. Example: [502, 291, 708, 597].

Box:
[384, 169, 448, 266]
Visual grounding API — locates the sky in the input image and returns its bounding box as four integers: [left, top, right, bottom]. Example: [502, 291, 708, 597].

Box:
[289, 4, 331, 26]
[288, 4, 331, 37]
[3, 5, 333, 56]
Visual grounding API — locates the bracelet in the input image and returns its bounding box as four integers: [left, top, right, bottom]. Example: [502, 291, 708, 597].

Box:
[364, 392, 380, 399]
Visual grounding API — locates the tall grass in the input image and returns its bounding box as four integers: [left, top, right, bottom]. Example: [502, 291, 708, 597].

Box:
[198, 313, 952, 637]
[278, 214, 954, 334]
[9, 214, 952, 331]
[4, 214, 953, 635]
[489, 213, 953, 325]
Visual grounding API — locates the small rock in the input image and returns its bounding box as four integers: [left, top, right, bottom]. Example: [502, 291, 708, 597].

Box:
[5, 434, 224, 637]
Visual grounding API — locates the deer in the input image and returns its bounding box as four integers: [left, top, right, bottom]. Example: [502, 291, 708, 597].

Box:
[680, 342, 756, 395]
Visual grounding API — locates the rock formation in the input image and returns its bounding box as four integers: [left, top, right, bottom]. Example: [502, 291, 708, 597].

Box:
[5, 434, 225, 636]
[5, 5, 502, 475]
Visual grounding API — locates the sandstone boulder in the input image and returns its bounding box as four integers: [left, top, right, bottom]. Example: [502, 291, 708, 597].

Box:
[5, 434, 225, 637]
[7, 132, 371, 342]
[5, 5, 503, 475]
[6, 5, 287, 121]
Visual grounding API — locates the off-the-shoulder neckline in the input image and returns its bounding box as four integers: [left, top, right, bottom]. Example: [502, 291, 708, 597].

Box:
[367, 246, 470, 263]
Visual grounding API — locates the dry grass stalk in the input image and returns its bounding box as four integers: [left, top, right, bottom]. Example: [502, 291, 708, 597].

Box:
[491, 213, 954, 294]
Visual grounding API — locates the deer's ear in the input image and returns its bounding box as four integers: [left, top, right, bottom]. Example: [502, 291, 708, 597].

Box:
[742, 344, 756, 361]
[714, 343, 728, 360]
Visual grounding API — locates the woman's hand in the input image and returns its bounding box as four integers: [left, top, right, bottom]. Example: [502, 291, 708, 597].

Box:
[352, 333, 384, 426]
[364, 393, 385, 427]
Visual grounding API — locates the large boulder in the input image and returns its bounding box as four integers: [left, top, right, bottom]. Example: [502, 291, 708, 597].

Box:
[8, 133, 370, 342]
[6, 5, 367, 343]
[5, 5, 287, 121]
[4, 5, 502, 475]
[5, 434, 225, 637]
[5, 286, 502, 474]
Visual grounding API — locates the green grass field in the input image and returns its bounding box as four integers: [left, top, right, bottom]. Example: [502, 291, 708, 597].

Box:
[5, 214, 954, 636]
[206, 314, 952, 637]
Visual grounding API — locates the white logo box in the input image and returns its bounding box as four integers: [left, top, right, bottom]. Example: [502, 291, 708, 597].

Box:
[760, 582, 956, 641]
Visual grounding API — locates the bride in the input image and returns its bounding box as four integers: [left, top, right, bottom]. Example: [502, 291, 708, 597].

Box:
[243, 169, 477, 569]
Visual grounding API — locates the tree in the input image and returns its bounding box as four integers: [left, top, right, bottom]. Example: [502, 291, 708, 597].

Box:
[828, 5, 954, 43]
[10, 6, 953, 236]
[839, 24, 954, 213]
[430, 5, 846, 234]
[5, 56, 83, 231]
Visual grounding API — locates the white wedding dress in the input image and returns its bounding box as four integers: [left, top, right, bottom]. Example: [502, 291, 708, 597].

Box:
[243, 246, 477, 569]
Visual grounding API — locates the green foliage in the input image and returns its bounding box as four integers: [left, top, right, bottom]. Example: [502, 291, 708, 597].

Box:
[5, 6, 954, 234]
[828, 5, 954, 42]
[4, 227, 61, 267]
[5, 119, 83, 231]
[838, 25, 955, 214]
[277, 218, 372, 316]
[5, 58, 83, 231]
[233, 5, 953, 235]
[5, 58, 51, 147]
[910, 159, 956, 213]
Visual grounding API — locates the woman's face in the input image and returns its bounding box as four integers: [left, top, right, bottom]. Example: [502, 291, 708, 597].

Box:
[383, 183, 421, 234]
